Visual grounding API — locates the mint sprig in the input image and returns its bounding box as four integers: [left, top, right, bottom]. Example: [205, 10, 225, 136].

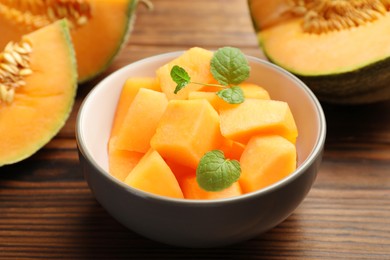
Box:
[211, 47, 250, 86]
[170, 47, 250, 104]
[171, 65, 190, 94]
[196, 150, 241, 192]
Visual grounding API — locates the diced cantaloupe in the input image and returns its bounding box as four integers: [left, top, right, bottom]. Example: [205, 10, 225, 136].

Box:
[179, 174, 242, 200]
[124, 150, 184, 199]
[188, 91, 222, 111]
[240, 82, 270, 100]
[110, 77, 160, 137]
[165, 160, 195, 180]
[219, 99, 298, 144]
[219, 138, 246, 161]
[239, 135, 297, 193]
[151, 99, 223, 169]
[115, 88, 168, 153]
[108, 137, 143, 181]
[156, 47, 217, 100]
[188, 83, 270, 111]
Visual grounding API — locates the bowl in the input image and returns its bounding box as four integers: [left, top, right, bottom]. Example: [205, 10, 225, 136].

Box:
[76, 51, 326, 248]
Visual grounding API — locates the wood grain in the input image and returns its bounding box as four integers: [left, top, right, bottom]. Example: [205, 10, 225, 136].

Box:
[1, 0, 390, 259]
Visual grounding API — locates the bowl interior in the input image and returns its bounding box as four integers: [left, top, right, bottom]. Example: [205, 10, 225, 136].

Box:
[77, 52, 325, 194]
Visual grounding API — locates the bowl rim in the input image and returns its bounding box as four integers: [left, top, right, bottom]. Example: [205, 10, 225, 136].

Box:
[76, 51, 327, 206]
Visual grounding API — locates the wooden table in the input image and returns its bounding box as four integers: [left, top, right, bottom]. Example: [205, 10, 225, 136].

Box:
[1, 0, 389, 258]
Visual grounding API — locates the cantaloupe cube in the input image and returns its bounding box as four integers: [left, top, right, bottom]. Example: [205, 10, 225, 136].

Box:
[115, 88, 168, 153]
[151, 99, 223, 169]
[219, 99, 298, 144]
[219, 138, 245, 161]
[179, 174, 242, 200]
[124, 150, 184, 199]
[165, 160, 195, 181]
[110, 77, 160, 137]
[108, 137, 143, 181]
[156, 47, 217, 100]
[240, 82, 270, 100]
[239, 135, 297, 193]
[188, 91, 222, 111]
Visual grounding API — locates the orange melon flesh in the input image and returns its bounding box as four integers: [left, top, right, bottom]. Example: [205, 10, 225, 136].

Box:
[260, 16, 390, 75]
[151, 99, 223, 169]
[240, 83, 270, 100]
[156, 47, 217, 100]
[219, 139, 246, 161]
[249, 0, 294, 30]
[110, 77, 161, 137]
[108, 137, 143, 182]
[219, 99, 298, 144]
[239, 135, 297, 193]
[179, 174, 242, 200]
[72, 0, 137, 82]
[187, 91, 222, 111]
[0, 20, 77, 166]
[165, 160, 195, 182]
[0, 0, 137, 82]
[124, 150, 184, 199]
[115, 88, 168, 153]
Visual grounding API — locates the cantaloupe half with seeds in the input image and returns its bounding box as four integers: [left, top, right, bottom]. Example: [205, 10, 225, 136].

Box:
[0, 20, 77, 166]
[0, 0, 139, 83]
[248, 0, 390, 104]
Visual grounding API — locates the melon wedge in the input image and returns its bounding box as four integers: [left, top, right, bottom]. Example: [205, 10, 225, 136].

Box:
[239, 135, 297, 193]
[219, 99, 298, 144]
[0, 20, 77, 166]
[156, 47, 217, 100]
[0, 0, 138, 83]
[124, 149, 184, 199]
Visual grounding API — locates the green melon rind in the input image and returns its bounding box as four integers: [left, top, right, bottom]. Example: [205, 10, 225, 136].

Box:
[297, 60, 390, 104]
[0, 19, 78, 166]
[257, 34, 390, 104]
[78, 0, 139, 83]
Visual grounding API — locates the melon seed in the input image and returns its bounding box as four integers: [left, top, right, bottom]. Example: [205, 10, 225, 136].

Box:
[287, 0, 390, 34]
[0, 40, 33, 105]
[0, 0, 92, 30]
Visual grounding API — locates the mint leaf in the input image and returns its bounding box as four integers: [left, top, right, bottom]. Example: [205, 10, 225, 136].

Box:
[171, 65, 190, 94]
[217, 86, 244, 104]
[210, 47, 250, 86]
[196, 150, 241, 192]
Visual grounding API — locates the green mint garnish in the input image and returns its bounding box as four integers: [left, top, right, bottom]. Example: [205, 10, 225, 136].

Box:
[217, 86, 244, 104]
[170, 46, 250, 104]
[196, 150, 241, 192]
[171, 65, 191, 94]
[210, 47, 250, 86]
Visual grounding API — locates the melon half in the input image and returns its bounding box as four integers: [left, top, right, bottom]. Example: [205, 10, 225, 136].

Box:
[0, 20, 77, 166]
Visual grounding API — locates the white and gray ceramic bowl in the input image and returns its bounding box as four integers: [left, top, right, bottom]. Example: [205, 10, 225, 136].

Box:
[76, 51, 326, 248]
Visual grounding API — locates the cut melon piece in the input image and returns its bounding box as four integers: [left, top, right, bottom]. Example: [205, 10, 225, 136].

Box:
[0, 0, 139, 82]
[110, 77, 161, 137]
[156, 47, 217, 100]
[124, 150, 184, 199]
[249, 0, 390, 103]
[219, 138, 245, 161]
[108, 137, 143, 182]
[0, 20, 77, 166]
[239, 135, 297, 193]
[187, 91, 222, 111]
[219, 99, 298, 144]
[179, 174, 242, 200]
[240, 83, 270, 100]
[151, 99, 223, 169]
[115, 88, 168, 153]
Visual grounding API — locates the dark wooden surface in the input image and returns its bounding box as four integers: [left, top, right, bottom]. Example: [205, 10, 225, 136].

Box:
[1, 0, 390, 259]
